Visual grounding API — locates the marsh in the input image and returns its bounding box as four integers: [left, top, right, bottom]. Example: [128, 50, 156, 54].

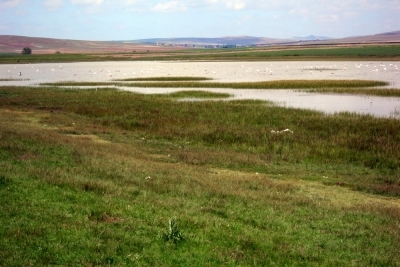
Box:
[1, 60, 400, 118]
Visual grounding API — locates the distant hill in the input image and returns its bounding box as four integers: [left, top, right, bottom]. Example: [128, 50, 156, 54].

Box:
[330, 30, 400, 43]
[292, 35, 332, 41]
[128, 36, 296, 46]
[0, 30, 399, 54]
[0, 35, 184, 54]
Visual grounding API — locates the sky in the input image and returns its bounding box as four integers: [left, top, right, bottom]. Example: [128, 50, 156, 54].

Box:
[0, 0, 400, 41]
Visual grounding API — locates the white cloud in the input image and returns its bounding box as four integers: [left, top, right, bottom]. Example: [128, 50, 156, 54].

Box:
[205, 0, 246, 10]
[124, 0, 142, 4]
[0, 0, 23, 9]
[226, 1, 245, 10]
[68, 0, 400, 14]
[70, 0, 104, 5]
[42, 0, 64, 10]
[152, 1, 187, 12]
[289, 8, 309, 16]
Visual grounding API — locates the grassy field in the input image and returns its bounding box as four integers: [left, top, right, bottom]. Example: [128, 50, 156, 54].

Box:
[1, 44, 400, 63]
[1, 84, 400, 266]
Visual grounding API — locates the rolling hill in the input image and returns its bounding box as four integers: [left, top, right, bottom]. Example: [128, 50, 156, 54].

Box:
[0, 30, 399, 54]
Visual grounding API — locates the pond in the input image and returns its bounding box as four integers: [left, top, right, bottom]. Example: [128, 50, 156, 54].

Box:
[1, 61, 400, 118]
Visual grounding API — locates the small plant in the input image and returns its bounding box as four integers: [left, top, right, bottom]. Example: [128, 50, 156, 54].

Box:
[162, 218, 184, 245]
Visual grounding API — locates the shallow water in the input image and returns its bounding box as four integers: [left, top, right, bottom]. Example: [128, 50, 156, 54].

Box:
[1, 61, 400, 118]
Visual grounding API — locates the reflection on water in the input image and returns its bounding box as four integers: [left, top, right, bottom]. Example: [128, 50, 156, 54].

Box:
[231, 89, 400, 119]
[122, 87, 400, 119]
[1, 61, 400, 118]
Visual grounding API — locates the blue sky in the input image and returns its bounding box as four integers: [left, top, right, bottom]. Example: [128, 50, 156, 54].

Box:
[1, 0, 399, 41]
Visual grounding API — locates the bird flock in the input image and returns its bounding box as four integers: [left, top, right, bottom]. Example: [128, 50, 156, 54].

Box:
[1, 61, 399, 83]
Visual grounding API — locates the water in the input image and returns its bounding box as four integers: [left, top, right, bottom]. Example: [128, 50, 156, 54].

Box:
[1, 61, 400, 118]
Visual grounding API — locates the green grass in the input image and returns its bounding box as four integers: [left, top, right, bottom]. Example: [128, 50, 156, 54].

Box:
[1, 44, 400, 63]
[112, 45, 400, 61]
[1, 85, 400, 266]
[0, 53, 107, 64]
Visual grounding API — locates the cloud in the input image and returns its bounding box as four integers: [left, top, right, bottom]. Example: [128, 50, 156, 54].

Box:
[70, 0, 104, 5]
[124, 0, 142, 4]
[103, 0, 400, 15]
[205, 0, 246, 10]
[289, 8, 309, 17]
[226, 1, 245, 10]
[152, 1, 187, 12]
[0, 0, 23, 9]
[42, 0, 64, 10]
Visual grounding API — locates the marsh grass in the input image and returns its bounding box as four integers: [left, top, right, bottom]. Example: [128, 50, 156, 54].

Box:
[122, 79, 389, 89]
[114, 76, 212, 82]
[42, 79, 389, 89]
[166, 90, 231, 98]
[0, 78, 29, 81]
[1, 85, 400, 266]
[300, 87, 400, 97]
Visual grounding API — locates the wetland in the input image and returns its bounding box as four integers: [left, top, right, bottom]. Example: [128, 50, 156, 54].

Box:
[1, 46, 400, 266]
[2, 60, 400, 118]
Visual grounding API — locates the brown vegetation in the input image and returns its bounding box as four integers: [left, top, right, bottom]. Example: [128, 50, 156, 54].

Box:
[0, 35, 186, 54]
[1, 30, 400, 54]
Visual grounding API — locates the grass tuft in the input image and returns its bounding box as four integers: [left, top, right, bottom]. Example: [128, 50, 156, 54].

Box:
[162, 218, 184, 245]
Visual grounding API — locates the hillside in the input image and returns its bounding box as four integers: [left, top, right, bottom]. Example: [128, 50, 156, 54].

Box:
[0, 35, 184, 54]
[1, 30, 399, 54]
[130, 36, 295, 46]
[328, 30, 400, 44]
